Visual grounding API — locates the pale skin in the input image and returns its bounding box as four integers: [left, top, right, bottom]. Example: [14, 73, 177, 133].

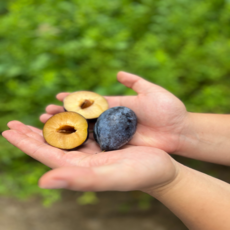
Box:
[2, 71, 230, 229]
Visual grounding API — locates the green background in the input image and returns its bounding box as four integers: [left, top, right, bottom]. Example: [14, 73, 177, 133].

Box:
[1, 0, 230, 205]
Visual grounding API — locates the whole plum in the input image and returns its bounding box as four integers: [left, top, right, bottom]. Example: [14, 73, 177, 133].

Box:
[93, 106, 137, 151]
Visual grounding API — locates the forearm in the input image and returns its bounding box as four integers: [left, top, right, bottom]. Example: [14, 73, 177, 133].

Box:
[177, 113, 230, 165]
[144, 163, 230, 230]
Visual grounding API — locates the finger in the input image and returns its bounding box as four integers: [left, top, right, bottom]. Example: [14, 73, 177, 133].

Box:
[2, 129, 91, 168]
[2, 130, 65, 168]
[117, 71, 153, 95]
[104, 96, 121, 108]
[47, 96, 121, 114]
[3, 128, 99, 167]
[39, 164, 135, 191]
[56, 91, 130, 109]
[45, 104, 64, 115]
[104, 96, 136, 108]
[56, 92, 70, 102]
[7, 121, 43, 142]
[27, 125, 43, 136]
[40, 114, 53, 123]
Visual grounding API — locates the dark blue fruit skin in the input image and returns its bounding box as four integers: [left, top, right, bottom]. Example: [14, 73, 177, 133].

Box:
[93, 106, 137, 151]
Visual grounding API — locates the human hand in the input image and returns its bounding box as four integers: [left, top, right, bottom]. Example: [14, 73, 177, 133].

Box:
[41, 71, 189, 154]
[2, 121, 178, 191]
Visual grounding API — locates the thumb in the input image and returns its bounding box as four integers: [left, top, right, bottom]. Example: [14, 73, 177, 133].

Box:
[117, 71, 153, 94]
[38, 165, 139, 192]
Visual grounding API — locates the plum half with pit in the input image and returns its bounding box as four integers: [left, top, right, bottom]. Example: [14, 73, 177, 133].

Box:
[43, 112, 88, 150]
[93, 106, 137, 151]
[63, 91, 109, 120]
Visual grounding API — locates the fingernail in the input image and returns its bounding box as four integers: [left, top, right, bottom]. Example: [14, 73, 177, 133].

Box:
[39, 179, 68, 189]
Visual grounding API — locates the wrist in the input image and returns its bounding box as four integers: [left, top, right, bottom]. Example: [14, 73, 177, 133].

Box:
[174, 112, 230, 165]
[174, 112, 200, 157]
[141, 158, 182, 197]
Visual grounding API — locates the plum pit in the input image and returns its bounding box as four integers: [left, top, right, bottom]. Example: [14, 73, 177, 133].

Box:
[57, 125, 76, 134]
[80, 99, 94, 109]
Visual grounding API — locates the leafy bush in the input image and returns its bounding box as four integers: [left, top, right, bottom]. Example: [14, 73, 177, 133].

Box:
[1, 0, 230, 203]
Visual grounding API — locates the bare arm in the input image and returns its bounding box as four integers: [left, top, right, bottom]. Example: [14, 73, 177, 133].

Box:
[145, 162, 230, 230]
[176, 113, 230, 165]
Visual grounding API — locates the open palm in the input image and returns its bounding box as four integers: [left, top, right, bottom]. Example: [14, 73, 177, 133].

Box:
[41, 72, 188, 153]
[2, 121, 177, 191]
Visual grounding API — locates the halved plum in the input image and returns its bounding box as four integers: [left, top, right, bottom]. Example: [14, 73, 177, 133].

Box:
[63, 91, 109, 119]
[43, 112, 88, 150]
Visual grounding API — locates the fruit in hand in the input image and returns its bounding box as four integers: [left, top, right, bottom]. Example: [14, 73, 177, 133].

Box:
[43, 112, 88, 150]
[63, 91, 109, 119]
[93, 106, 137, 151]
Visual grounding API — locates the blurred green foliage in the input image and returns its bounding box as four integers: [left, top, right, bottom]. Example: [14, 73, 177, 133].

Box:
[1, 0, 230, 204]
[77, 192, 99, 205]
